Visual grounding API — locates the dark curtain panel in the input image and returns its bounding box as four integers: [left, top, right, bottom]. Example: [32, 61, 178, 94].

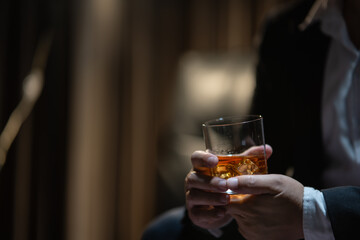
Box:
[0, 0, 72, 239]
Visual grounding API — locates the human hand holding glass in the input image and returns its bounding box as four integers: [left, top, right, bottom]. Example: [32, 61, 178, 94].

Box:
[185, 115, 270, 230]
[225, 174, 304, 240]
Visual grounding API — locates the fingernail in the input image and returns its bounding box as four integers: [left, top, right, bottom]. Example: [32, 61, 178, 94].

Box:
[227, 178, 238, 189]
[207, 156, 217, 167]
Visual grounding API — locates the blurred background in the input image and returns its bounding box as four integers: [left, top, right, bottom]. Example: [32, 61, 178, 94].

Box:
[0, 0, 294, 239]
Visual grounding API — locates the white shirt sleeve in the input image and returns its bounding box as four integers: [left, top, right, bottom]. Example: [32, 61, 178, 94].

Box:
[303, 187, 335, 240]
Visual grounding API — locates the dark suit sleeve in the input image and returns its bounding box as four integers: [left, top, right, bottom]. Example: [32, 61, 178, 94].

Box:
[322, 186, 360, 240]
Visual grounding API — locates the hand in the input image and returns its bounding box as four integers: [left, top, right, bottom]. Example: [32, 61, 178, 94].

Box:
[185, 144, 273, 230]
[226, 174, 304, 240]
[185, 151, 232, 229]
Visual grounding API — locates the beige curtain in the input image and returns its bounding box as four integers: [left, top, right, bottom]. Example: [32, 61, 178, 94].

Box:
[66, 0, 157, 239]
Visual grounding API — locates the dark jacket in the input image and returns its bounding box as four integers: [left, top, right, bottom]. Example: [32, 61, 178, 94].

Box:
[251, 0, 330, 189]
[322, 186, 360, 240]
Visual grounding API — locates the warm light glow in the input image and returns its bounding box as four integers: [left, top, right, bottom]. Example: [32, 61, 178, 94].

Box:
[185, 64, 233, 110]
[177, 52, 256, 117]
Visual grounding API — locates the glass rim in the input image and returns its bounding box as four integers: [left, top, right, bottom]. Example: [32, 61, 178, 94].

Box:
[202, 115, 263, 128]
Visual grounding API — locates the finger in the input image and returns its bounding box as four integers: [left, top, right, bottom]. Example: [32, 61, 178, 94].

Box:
[226, 174, 287, 195]
[191, 150, 218, 169]
[185, 171, 228, 192]
[264, 144, 273, 160]
[241, 144, 273, 160]
[186, 188, 229, 207]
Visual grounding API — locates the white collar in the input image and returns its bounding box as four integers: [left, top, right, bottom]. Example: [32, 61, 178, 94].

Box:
[298, 0, 358, 54]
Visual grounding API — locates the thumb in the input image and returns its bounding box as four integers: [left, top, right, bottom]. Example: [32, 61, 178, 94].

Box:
[226, 174, 285, 195]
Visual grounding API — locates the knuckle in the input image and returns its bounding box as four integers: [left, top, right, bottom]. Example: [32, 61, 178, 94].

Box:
[246, 175, 256, 187]
[186, 190, 193, 201]
[186, 172, 197, 185]
[191, 150, 204, 160]
[209, 177, 224, 191]
[274, 175, 285, 187]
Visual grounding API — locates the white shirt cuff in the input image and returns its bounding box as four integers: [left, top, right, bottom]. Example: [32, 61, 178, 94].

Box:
[303, 187, 335, 240]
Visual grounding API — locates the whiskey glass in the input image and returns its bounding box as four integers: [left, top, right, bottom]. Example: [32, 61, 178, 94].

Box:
[201, 115, 267, 195]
